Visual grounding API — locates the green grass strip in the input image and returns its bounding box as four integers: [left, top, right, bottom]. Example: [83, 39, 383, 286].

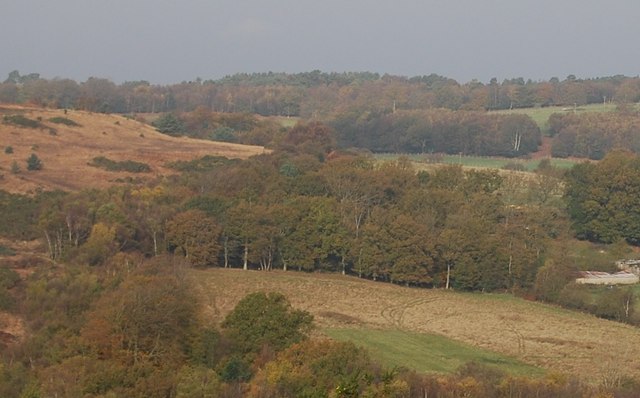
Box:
[324, 328, 544, 377]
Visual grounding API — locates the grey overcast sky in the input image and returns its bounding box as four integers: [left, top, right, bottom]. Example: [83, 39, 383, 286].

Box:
[1, 0, 639, 84]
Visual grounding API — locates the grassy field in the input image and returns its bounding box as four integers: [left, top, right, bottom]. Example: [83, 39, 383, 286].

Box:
[270, 115, 299, 128]
[489, 103, 621, 132]
[0, 105, 267, 194]
[325, 328, 544, 377]
[192, 268, 640, 382]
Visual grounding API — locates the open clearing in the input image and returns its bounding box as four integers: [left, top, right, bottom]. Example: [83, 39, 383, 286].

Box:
[489, 103, 624, 132]
[192, 268, 640, 381]
[324, 328, 544, 377]
[0, 105, 266, 194]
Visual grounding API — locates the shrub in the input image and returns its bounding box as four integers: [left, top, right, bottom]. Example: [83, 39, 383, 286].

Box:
[3, 114, 43, 129]
[10, 161, 20, 174]
[4, 146, 13, 154]
[26, 153, 43, 171]
[0, 245, 16, 256]
[89, 156, 151, 173]
[209, 126, 237, 142]
[48, 117, 80, 126]
[166, 155, 236, 172]
[218, 355, 252, 382]
[0, 267, 20, 310]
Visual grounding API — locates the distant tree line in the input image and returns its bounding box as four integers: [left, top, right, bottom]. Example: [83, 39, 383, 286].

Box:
[2, 70, 640, 117]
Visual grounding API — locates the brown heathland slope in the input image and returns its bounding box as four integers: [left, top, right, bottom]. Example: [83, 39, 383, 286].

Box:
[193, 268, 640, 381]
[0, 105, 266, 193]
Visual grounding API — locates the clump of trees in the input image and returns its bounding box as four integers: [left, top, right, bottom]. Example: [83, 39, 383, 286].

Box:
[331, 109, 541, 156]
[551, 112, 640, 159]
[152, 108, 282, 147]
[152, 113, 184, 136]
[564, 150, 640, 244]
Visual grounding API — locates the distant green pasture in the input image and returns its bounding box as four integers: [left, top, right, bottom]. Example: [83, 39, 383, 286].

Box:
[271, 116, 299, 128]
[489, 103, 622, 132]
[324, 328, 544, 377]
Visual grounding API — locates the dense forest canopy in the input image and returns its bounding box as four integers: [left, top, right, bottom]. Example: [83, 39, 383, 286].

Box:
[2, 70, 639, 116]
[550, 111, 640, 159]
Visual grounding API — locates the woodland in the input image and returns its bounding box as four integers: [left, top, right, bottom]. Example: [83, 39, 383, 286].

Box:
[2, 71, 640, 396]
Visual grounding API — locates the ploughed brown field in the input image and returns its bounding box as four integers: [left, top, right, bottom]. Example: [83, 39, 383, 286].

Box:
[193, 268, 640, 381]
[0, 105, 266, 194]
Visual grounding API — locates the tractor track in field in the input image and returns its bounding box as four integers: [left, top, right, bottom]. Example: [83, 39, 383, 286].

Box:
[380, 296, 440, 328]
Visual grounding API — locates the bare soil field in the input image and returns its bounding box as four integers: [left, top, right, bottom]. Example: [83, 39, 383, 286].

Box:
[0, 105, 266, 194]
[193, 268, 640, 381]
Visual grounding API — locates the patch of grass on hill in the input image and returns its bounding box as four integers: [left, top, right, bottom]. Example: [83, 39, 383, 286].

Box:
[325, 328, 544, 377]
[3, 114, 44, 129]
[166, 155, 237, 172]
[89, 156, 151, 173]
[48, 116, 80, 126]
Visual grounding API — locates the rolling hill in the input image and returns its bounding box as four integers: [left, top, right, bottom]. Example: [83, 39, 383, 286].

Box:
[0, 105, 266, 194]
[192, 268, 640, 382]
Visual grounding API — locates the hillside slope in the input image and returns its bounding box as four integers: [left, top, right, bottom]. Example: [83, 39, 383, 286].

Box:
[193, 268, 640, 382]
[0, 105, 266, 194]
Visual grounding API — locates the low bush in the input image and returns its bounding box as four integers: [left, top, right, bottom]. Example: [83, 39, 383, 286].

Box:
[166, 155, 236, 172]
[90, 156, 151, 173]
[48, 116, 80, 126]
[3, 114, 43, 129]
[0, 245, 16, 256]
